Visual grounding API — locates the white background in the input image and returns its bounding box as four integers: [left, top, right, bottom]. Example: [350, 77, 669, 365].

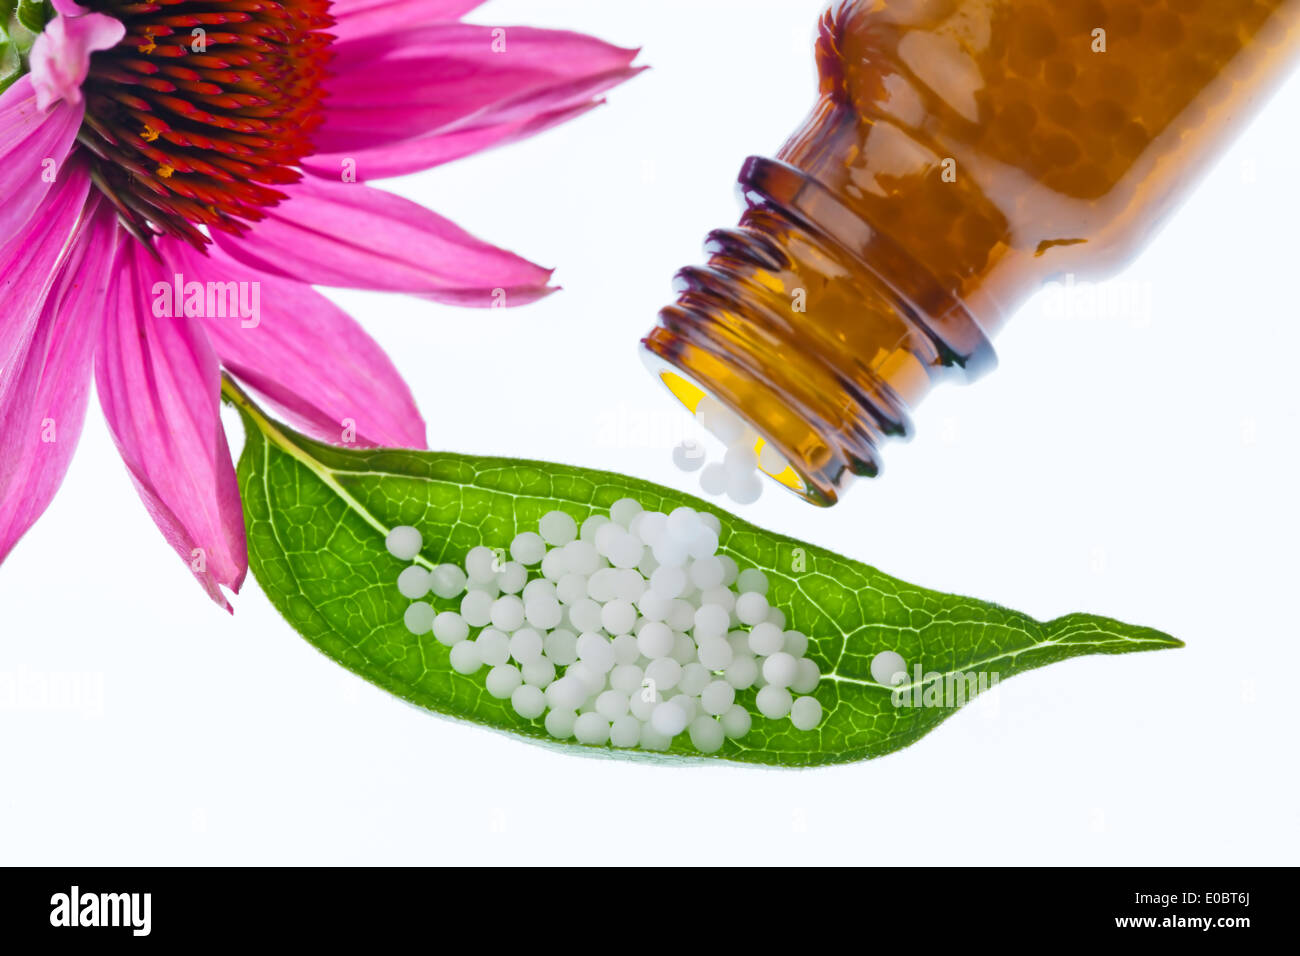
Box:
[2, 0, 1297, 865]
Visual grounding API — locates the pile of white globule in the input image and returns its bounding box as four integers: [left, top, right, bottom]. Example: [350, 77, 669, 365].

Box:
[385, 498, 824, 753]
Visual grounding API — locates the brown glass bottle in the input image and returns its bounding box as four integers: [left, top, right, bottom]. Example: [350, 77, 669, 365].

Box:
[643, 0, 1300, 505]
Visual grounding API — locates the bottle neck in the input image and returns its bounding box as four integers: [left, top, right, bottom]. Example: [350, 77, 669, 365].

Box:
[643, 155, 997, 505]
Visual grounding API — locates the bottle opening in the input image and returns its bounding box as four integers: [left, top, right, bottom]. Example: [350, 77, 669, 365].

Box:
[640, 346, 832, 506]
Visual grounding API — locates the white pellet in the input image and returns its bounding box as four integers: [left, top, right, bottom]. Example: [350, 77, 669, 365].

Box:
[737, 568, 769, 595]
[762, 652, 798, 687]
[385, 526, 422, 561]
[539, 510, 578, 546]
[609, 498, 643, 528]
[609, 664, 644, 696]
[672, 440, 706, 473]
[485, 664, 522, 699]
[545, 676, 586, 712]
[540, 548, 567, 581]
[671, 631, 698, 665]
[688, 527, 719, 561]
[747, 622, 785, 657]
[696, 396, 745, 445]
[556, 572, 588, 605]
[521, 578, 556, 603]
[544, 709, 576, 739]
[628, 685, 661, 721]
[636, 622, 673, 659]
[573, 712, 610, 745]
[735, 591, 770, 625]
[666, 507, 700, 542]
[465, 546, 499, 584]
[613, 569, 646, 604]
[586, 567, 620, 603]
[639, 724, 671, 751]
[791, 657, 822, 694]
[672, 693, 700, 723]
[567, 598, 603, 634]
[783, 629, 809, 657]
[509, 627, 544, 664]
[459, 589, 493, 627]
[636, 589, 670, 622]
[521, 657, 556, 689]
[649, 565, 687, 600]
[474, 628, 511, 667]
[645, 657, 682, 691]
[635, 511, 668, 546]
[693, 604, 730, 641]
[700, 680, 736, 716]
[396, 565, 430, 599]
[790, 695, 823, 731]
[726, 472, 763, 505]
[489, 595, 525, 632]
[717, 555, 739, 587]
[696, 636, 734, 671]
[667, 600, 697, 633]
[678, 662, 712, 696]
[650, 699, 689, 737]
[689, 716, 725, 754]
[525, 595, 563, 630]
[756, 685, 793, 719]
[511, 684, 546, 720]
[429, 563, 468, 599]
[595, 689, 629, 720]
[724, 655, 759, 690]
[720, 704, 752, 739]
[870, 650, 908, 686]
[600, 599, 637, 636]
[495, 561, 527, 594]
[609, 715, 642, 748]
[652, 537, 689, 568]
[403, 602, 434, 634]
[448, 640, 481, 675]
[723, 441, 758, 477]
[510, 532, 546, 566]
[562, 540, 601, 576]
[566, 662, 606, 698]
[432, 611, 469, 646]
[580, 514, 609, 543]
[766, 606, 787, 630]
[689, 556, 725, 590]
[542, 628, 579, 666]
[577, 632, 616, 673]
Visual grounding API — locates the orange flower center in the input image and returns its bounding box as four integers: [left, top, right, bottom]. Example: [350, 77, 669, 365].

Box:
[78, 0, 334, 248]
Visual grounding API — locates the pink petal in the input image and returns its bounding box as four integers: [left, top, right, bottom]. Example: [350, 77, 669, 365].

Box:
[0, 74, 85, 243]
[313, 23, 641, 156]
[303, 89, 612, 182]
[29, 12, 126, 111]
[330, 0, 487, 42]
[0, 155, 92, 395]
[211, 175, 555, 306]
[162, 239, 428, 449]
[94, 240, 247, 610]
[0, 199, 116, 564]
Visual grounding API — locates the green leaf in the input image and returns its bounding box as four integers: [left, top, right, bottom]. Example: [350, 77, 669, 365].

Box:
[226, 379, 1181, 767]
[14, 0, 51, 35]
[1, 0, 46, 95]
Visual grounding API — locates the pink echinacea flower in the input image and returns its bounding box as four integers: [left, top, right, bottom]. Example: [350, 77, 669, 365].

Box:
[0, 0, 642, 608]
